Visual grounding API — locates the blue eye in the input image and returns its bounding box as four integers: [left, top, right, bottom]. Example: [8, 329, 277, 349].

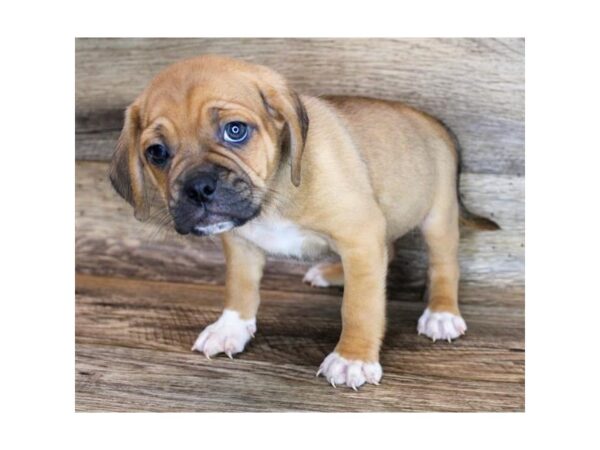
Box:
[223, 122, 249, 144]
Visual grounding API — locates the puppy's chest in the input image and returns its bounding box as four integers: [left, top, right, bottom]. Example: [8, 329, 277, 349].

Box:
[235, 216, 333, 259]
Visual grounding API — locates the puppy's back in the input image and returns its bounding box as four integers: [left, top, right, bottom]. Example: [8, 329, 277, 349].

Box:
[319, 95, 458, 238]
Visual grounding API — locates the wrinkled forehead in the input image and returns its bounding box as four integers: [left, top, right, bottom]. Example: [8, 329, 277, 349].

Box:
[139, 69, 264, 127]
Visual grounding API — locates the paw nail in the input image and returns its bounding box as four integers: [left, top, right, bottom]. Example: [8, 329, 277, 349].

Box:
[226, 351, 233, 359]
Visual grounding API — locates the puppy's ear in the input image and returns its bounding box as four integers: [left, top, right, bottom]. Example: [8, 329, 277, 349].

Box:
[260, 86, 309, 187]
[109, 104, 149, 221]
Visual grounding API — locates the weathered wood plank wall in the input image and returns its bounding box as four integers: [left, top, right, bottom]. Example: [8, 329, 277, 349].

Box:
[75, 38, 524, 290]
[76, 38, 524, 175]
[76, 161, 524, 295]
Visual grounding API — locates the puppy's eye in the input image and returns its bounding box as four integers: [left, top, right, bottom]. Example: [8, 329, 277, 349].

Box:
[223, 121, 249, 144]
[145, 144, 170, 167]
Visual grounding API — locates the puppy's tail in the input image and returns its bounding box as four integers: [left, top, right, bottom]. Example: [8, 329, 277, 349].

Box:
[459, 202, 500, 231]
[437, 118, 501, 231]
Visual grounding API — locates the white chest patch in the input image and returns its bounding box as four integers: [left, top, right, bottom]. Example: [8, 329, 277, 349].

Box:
[235, 215, 331, 259]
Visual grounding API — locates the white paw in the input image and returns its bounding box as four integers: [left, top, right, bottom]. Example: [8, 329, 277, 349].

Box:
[303, 264, 331, 287]
[191, 309, 256, 358]
[317, 352, 382, 390]
[417, 308, 467, 342]
[303, 263, 343, 287]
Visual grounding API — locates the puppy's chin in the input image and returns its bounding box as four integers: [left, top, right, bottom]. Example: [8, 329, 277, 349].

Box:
[191, 221, 236, 237]
[172, 207, 260, 236]
[189, 213, 255, 236]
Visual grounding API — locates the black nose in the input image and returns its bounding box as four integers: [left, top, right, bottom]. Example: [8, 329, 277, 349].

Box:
[184, 173, 217, 205]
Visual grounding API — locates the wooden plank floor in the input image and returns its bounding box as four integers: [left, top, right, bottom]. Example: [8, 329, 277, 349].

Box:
[76, 274, 524, 412]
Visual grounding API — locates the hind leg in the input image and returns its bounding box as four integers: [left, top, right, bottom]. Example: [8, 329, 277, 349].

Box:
[417, 196, 467, 342]
[303, 243, 395, 288]
[303, 261, 345, 287]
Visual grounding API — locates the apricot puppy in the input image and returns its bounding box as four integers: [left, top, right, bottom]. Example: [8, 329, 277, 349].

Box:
[110, 55, 498, 390]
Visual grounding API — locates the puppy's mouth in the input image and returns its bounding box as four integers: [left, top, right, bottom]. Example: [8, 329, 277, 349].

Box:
[191, 221, 236, 237]
[172, 203, 260, 236]
[170, 168, 262, 236]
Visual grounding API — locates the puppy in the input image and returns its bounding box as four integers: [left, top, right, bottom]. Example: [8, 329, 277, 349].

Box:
[109, 55, 499, 390]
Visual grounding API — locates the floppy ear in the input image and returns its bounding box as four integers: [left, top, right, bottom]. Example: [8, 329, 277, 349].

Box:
[109, 104, 149, 221]
[260, 86, 309, 187]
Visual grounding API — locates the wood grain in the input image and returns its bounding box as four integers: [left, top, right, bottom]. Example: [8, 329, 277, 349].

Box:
[75, 38, 524, 176]
[75, 39, 524, 411]
[76, 274, 524, 412]
[76, 161, 524, 297]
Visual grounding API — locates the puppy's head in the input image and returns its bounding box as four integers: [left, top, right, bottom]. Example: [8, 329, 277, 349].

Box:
[109, 55, 308, 236]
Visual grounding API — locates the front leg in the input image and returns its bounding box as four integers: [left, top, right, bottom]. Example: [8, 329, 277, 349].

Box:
[317, 216, 388, 389]
[192, 233, 265, 358]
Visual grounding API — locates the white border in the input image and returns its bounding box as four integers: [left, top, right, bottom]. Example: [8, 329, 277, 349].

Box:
[3, 0, 600, 448]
